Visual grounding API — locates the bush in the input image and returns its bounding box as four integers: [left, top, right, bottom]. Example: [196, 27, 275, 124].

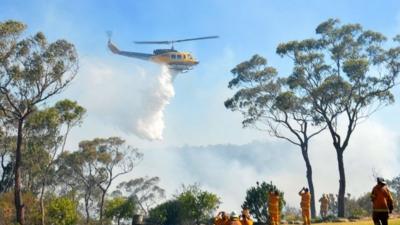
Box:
[47, 197, 79, 225]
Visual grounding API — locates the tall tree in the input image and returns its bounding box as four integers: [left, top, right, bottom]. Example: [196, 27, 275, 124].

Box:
[23, 101, 85, 225]
[0, 20, 78, 224]
[59, 137, 142, 225]
[276, 18, 400, 217]
[225, 55, 325, 217]
[116, 176, 165, 216]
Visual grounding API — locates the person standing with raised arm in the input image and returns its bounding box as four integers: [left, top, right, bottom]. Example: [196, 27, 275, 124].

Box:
[299, 187, 311, 225]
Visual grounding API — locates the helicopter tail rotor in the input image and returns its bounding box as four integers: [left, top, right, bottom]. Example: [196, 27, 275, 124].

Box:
[106, 30, 113, 41]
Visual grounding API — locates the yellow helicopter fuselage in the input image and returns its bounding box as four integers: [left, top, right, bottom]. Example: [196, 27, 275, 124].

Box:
[151, 52, 197, 65]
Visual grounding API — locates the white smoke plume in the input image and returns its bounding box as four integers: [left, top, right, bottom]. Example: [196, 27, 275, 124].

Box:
[65, 59, 178, 141]
[136, 66, 177, 140]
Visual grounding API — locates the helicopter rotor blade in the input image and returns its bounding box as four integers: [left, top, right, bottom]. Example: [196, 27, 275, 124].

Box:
[134, 41, 172, 45]
[134, 35, 219, 45]
[174, 36, 219, 43]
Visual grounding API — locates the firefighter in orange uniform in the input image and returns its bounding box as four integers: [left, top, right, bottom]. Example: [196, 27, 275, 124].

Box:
[214, 211, 230, 225]
[240, 208, 253, 225]
[371, 177, 394, 225]
[319, 194, 329, 219]
[268, 190, 280, 225]
[299, 187, 311, 225]
[230, 212, 242, 225]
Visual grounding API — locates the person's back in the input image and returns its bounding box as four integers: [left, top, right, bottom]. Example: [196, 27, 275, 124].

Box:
[299, 187, 311, 225]
[268, 191, 280, 225]
[300, 192, 311, 209]
[215, 212, 230, 225]
[371, 178, 393, 225]
[319, 194, 329, 218]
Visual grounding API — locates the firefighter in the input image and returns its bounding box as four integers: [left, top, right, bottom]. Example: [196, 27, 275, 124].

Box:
[240, 208, 253, 225]
[268, 190, 280, 225]
[299, 187, 311, 225]
[215, 211, 230, 225]
[230, 212, 242, 225]
[319, 194, 329, 219]
[371, 177, 394, 225]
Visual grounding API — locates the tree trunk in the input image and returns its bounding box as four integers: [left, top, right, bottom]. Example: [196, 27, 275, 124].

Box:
[84, 193, 90, 225]
[40, 180, 46, 225]
[301, 144, 316, 218]
[336, 149, 346, 217]
[14, 119, 25, 225]
[99, 191, 106, 225]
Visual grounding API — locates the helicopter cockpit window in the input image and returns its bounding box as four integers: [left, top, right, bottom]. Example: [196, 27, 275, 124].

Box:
[177, 54, 182, 60]
[171, 54, 176, 60]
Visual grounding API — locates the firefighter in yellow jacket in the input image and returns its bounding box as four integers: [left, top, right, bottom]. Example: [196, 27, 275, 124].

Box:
[371, 177, 394, 225]
[240, 208, 253, 225]
[214, 211, 230, 225]
[299, 187, 311, 225]
[268, 190, 280, 225]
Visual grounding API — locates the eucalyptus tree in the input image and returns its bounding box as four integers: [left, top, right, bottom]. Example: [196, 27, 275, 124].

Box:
[59, 137, 142, 225]
[23, 100, 85, 225]
[225, 55, 325, 217]
[116, 176, 165, 216]
[0, 20, 78, 224]
[276, 18, 400, 217]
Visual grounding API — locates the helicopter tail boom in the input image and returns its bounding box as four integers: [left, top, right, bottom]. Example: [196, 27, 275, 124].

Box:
[108, 40, 154, 61]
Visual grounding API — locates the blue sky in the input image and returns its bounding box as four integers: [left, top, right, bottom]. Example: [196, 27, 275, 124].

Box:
[2, 0, 400, 212]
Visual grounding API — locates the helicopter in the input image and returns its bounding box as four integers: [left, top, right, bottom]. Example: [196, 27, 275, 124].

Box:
[108, 35, 218, 73]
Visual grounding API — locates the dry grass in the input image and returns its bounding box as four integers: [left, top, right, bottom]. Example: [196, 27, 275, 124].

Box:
[315, 218, 400, 225]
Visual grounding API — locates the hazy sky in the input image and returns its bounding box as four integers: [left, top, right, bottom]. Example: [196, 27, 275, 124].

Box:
[1, 0, 400, 213]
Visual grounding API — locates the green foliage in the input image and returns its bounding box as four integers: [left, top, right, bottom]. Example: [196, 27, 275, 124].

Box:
[148, 184, 220, 225]
[344, 193, 370, 218]
[148, 200, 183, 225]
[274, 18, 400, 217]
[388, 175, 400, 212]
[47, 197, 79, 225]
[0, 19, 78, 224]
[325, 192, 371, 218]
[104, 196, 135, 224]
[176, 184, 220, 225]
[242, 181, 285, 223]
[0, 191, 42, 225]
[57, 137, 142, 223]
